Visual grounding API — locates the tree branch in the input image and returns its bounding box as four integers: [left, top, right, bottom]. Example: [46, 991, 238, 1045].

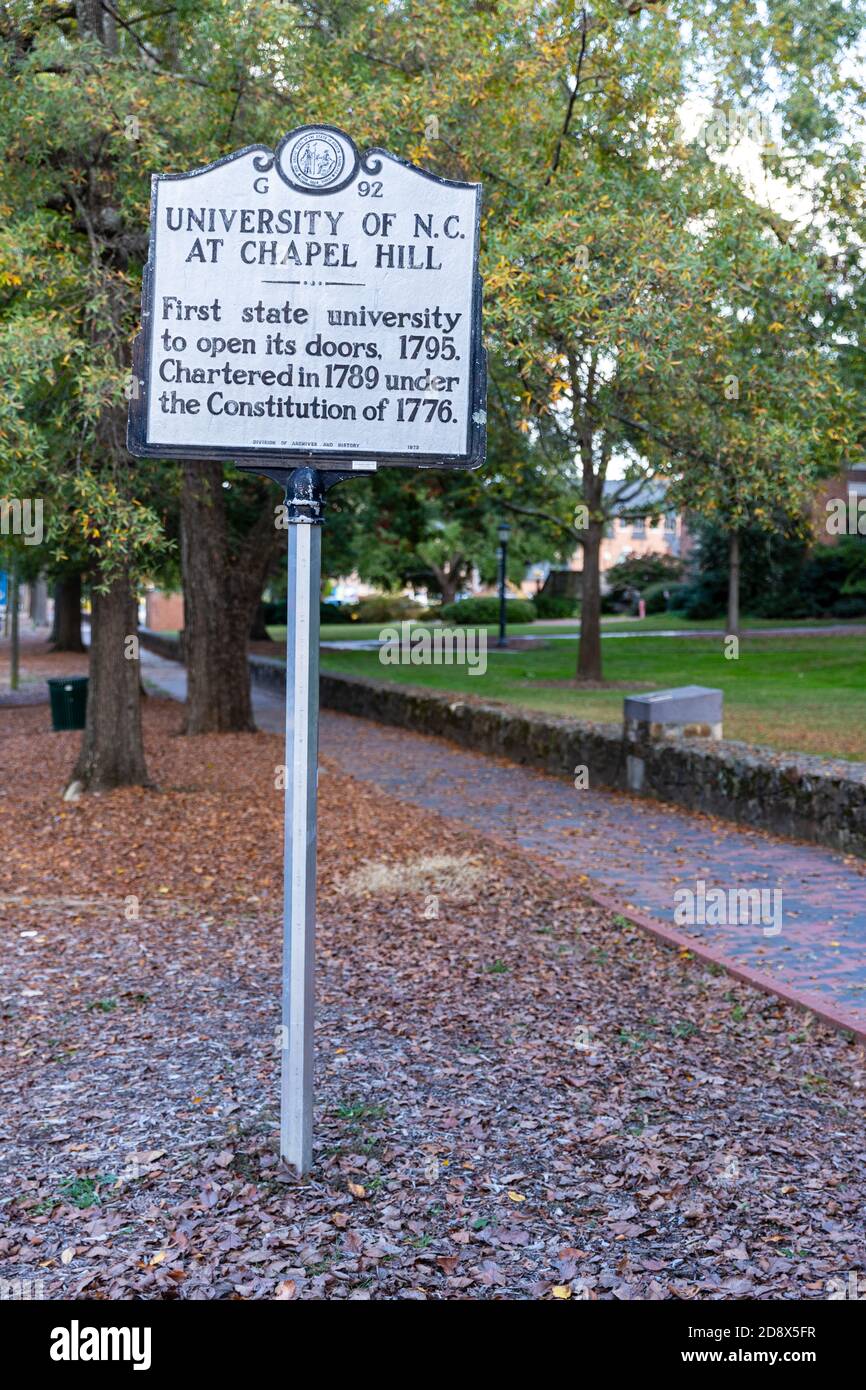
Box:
[547, 8, 588, 183]
[501, 500, 584, 545]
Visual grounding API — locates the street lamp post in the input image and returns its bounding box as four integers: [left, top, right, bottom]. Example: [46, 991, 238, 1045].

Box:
[497, 520, 511, 649]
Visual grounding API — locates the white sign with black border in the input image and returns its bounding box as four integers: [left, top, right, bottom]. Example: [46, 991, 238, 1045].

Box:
[128, 125, 485, 471]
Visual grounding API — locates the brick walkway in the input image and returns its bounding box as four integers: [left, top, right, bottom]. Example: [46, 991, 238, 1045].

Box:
[137, 644, 866, 1033]
[319, 712, 866, 1033]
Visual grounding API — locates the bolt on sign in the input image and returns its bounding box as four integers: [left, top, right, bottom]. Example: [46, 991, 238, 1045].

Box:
[128, 124, 486, 470]
[128, 127, 485, 1177]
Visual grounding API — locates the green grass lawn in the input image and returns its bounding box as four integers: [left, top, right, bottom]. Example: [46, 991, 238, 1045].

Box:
[309, 623, 866, 763]
[266, 613, 865, 645]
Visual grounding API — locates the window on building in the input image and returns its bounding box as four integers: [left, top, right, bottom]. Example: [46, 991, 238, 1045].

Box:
[664, 511, 677, 533]
[632, 517, 646, 538]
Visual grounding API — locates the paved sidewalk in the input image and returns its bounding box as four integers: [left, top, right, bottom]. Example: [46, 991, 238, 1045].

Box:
[141, 646, 193, 704]
[141, 645, 284, 730]
[139, 645, 866, 1031]
[321, 622, 866, 651]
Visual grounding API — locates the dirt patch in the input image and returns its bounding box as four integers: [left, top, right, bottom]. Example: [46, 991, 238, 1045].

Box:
[496, 636, 548, 651]
[336, 853, 488, 899]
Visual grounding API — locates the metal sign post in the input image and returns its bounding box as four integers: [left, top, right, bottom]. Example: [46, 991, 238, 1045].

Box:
[280, 468, 323, 1173]
[128, 124, 486, 1175]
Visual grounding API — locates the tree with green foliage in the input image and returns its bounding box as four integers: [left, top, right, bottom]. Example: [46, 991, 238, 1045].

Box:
[0, 1, 316, 779]
[322, 398, 565, 606]
[3, 0, 865, 770]
[622, 177, 856, 636]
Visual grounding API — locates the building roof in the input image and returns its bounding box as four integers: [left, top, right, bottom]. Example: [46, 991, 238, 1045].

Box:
[602, 477, 672, 516]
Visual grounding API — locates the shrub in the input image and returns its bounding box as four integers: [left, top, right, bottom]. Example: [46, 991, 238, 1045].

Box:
[831, 594, 866, 618]
[602, 554, 684, 614]
[261, 599, 285, 626]
[606, 552, 683, 598]
[795, 537, 866, 616]
[675, 579, 723, 620]
[319, 602, 352, 624]
[440, 596, 536, 625]
[676, 515, 821, 619]
[534, 592, 577, 619]
[665, 583, 690, 612]
[640, 579, 677, 614]
[841, 540, 866, 597]
[750, 587, 811, 620]
[350, 594, 423, 623]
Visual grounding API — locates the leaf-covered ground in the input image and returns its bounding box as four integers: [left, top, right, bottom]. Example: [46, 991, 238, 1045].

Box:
[0, 699, 864, 1300]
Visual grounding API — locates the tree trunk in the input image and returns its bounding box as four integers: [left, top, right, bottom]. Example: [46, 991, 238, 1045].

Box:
[181, 461, 251, 733]
[727, 529, 740, 636]
[430, 554, 465, 605]
[51, 573, 86, 652]
[76, 0, 108, 41]
[439, 574, 461, 605]
[29, 576, 48, 626]
[181, 462, 279, 733]
[73, 565, 149, 791]
[9, 562, 20, 691]
[66, 5, 144, 790]
[576, 522, 603, 681]
[249, 600, 273, 641]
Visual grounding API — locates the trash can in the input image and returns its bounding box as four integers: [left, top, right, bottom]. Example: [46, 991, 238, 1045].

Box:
[47, 676, 89, 731]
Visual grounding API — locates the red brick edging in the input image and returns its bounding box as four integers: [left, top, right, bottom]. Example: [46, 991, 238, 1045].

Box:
[581, 877, 865, 1046]
[477, 830, 866, 1046]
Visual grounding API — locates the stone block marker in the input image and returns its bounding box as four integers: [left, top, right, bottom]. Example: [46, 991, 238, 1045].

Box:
[624, 685, 723, 740]
[624, 686, 723, 793]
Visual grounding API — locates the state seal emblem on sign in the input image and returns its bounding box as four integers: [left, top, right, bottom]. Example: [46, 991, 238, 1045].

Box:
[274, 125, 358, 194]
[289, 131, 344, 187]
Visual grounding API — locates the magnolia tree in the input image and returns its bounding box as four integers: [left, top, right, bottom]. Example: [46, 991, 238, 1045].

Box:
[0, 1, 317, 782]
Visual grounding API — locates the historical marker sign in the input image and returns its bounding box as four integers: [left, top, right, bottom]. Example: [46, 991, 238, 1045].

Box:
[128, 125, 485, 470]
[128, 127, 485, 1176]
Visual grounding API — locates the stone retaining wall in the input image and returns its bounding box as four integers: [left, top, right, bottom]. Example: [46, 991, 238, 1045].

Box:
[161, 645, 865, 856]
[247, 653, 288, 694]
[138, 627, 183, 662]
[316, 670, 866, 858]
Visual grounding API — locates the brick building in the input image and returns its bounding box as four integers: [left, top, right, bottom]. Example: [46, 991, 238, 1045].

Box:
[523, 480, 691, 595]
[813, 462, 866, 541]
[143, 587, 184, 632]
